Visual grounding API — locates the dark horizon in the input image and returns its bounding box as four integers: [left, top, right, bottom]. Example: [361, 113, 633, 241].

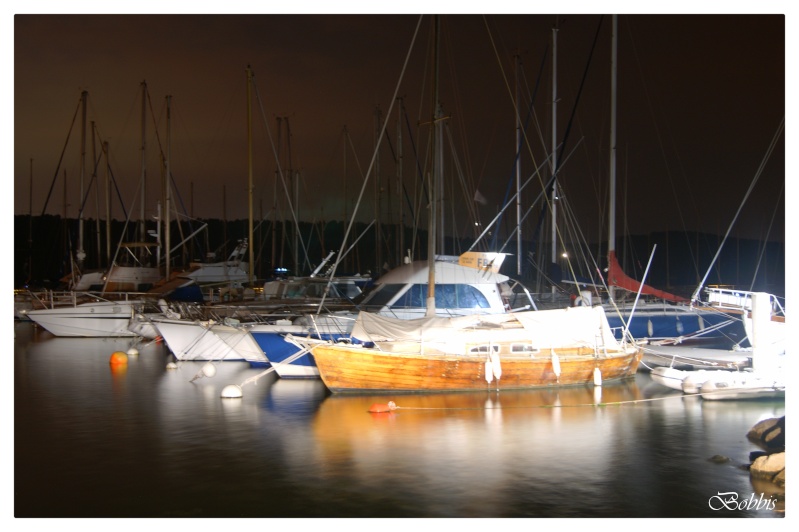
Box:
[13, 213, 786, 301]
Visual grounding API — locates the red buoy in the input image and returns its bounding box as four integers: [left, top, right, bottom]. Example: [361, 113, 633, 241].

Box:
[368, 401, 397, 413]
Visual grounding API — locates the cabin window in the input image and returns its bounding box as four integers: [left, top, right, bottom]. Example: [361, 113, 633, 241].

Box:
[331, 282, 362, 299]
[363, 282, 494, 311]
[284, 283, 307, 298]
[390, 284, 492, 310]
[360, 284, 404, 309]
[437, 284, 492, 309]
[469, 344, 499, 354]
[511, 344, 539, 354]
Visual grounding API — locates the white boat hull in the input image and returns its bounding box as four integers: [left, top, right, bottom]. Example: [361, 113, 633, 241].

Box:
[700, 375, 785, 401]
[649, 367, 690, 391]
[153, 318, 244, 361]
[26, 301, 137, 337]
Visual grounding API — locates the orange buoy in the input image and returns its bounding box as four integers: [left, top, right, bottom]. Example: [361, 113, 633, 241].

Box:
[368, 401, 397, 413]
[109, 351, 129, 365]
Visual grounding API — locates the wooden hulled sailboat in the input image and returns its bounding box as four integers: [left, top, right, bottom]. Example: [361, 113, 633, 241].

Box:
[299, 16, 642, 393]
[306, 306, 642, 393]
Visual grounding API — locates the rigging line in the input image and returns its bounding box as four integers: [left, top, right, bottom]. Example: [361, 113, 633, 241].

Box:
[319, 15, 423, 310]
[102, 174, 144, 292]
[749, 182, 784, 292]
[624, 20, 703, 276]
[481, 137, 584, 253]
[480, 15, 546, 176]
[402, 106, 429, 204]
[166, 104, 202, 237]
[443, 124, 480, 233]
[553, 15, 605, 179]
[691, 117, 784, 302]
[469, 150, 558, 252]
[554, 144, 612, 290]
[344, 129, 367, 185]
[481, 17, 548, 250]
[440, 18, 473, 184]
[384, 107, 429, 242]
[41, 95, 82, 216]
[552, 193, 597, 290]
[493, 18, 603, 261]
[251, 80, 313, 274]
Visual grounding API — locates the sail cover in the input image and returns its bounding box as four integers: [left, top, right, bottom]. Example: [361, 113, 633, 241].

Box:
[607, 251, 687, 303]
[351, 306, 622, 350]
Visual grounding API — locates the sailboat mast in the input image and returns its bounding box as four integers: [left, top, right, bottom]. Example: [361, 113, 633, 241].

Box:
[165, 95, 172, 281]
[139, 81, 147, 262]
[77, 90, 87, 267]
[397, 98, 404, 265]
[247, 66, 254, 285]
[608, 15, 618, 301]
[426, 15, 440, 317]
[92, 122, 101, 268]
[550, 27, 558, 297]
[515, 52, 523, 276]
[436, 101, 444, 256]
[103, 140, 111, 267]
[374, 106, 383, 274]
[28, 158, 33, 282]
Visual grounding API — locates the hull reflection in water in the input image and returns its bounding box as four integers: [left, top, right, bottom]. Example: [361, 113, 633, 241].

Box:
[308, 382, 644, 512]
[15, 321, 784, 518]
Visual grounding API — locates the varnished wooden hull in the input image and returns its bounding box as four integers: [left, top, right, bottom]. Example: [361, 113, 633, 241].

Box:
[311, 344, 643, 393]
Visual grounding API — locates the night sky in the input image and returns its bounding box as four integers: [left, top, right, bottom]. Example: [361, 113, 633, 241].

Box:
[10, 7, 789, 248]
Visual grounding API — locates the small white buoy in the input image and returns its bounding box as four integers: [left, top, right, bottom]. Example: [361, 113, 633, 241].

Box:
[166, 362, 178, 370]
[127, 347, 139, 356]
[593, 367, 603, 387]
[221, 384, 243, 399]
[202, 362, 217, 378]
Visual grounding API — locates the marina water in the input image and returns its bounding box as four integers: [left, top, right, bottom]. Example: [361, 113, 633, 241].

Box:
[13, 321, 784, 518]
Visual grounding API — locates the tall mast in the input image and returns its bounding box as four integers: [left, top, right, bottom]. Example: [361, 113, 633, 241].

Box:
[342, 125, 348, 270]
[92, 121, 100, 268]
[165, 95, 172, 281]
[343, 126, 348, 219]
[247, 66, 254, 285]
[397, 98, 404, 264]
[550, 27, 558, 298]
[374, 105, 383, 273]
[104, 141, 111, 267]
[426, 15, 440, 317]
[28, 158, 33, 282]
[608, 15, 618, 301]
[139, 81, 147, 261]
[77, 90, 87, 267]
[515, 52, 523, 276]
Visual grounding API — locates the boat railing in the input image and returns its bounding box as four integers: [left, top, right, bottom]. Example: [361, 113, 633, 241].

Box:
[23, 289, 157, 310]
[704, 287, 785, 318]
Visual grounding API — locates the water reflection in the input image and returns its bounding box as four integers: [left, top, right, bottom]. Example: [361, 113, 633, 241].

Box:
[15, 322, 784, 518]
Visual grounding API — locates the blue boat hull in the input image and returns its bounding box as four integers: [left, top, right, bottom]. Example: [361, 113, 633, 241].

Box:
[250, 331, 349, 378]
[606, 309, 746, 348]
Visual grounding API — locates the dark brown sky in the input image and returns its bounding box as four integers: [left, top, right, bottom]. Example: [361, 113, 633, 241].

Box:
[12, 11, 787, 245]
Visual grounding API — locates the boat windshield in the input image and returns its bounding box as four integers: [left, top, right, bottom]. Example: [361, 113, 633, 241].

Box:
[360, 283, 492, 311]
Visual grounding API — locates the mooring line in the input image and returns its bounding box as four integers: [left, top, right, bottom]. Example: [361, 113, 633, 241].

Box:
[375, 392, 697, 413]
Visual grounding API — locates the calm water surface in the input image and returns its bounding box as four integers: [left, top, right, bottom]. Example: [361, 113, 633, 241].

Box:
[13, 321, 785, 518]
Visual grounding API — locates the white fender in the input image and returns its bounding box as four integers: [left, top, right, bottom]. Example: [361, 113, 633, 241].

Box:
[551, 352, 561, 378]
